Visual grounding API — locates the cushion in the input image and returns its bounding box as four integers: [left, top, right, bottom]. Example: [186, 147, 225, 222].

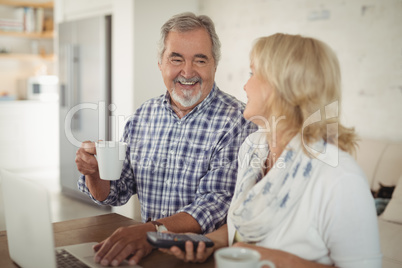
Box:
[372, 142, 402, 191]
[355, 139, 387, 188]
[381, 175, 402, 223]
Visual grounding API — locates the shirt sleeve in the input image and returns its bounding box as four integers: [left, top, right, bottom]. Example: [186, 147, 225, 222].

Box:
[177, 116, 258, 233]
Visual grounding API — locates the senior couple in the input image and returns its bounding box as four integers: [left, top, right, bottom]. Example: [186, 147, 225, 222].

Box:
[75, 12, 382, 268]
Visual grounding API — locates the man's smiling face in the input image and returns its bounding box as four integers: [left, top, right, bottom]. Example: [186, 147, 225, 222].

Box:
[158, 28, 216, 113]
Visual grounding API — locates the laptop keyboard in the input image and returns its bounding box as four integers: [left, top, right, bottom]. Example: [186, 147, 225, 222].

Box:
[56, 249, 90, 268]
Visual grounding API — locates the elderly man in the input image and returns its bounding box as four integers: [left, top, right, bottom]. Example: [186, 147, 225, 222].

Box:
[75, 12, 256, 266]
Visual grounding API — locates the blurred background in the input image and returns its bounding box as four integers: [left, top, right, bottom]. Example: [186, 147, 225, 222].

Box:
[0, 0, 401, 228]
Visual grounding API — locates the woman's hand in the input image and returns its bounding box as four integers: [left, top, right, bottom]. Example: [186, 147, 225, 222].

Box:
[160, 225, 229, 263]
[160, 240, 214, 263]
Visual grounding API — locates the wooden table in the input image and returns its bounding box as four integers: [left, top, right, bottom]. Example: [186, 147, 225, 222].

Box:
[0, 213, 215, 268]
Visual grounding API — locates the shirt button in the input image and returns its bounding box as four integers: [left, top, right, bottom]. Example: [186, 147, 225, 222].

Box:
[161, 211, 167, 216]
[177, 121, 181, 125]
[169, 150, 174, 154]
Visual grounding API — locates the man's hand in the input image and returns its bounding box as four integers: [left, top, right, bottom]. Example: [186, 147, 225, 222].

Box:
[93, 223, 156, 266]
[75, 141, 98, 176]
[75, 140, 110, 201]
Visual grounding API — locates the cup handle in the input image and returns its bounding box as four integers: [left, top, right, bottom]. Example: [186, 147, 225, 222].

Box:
[258, 260, 276, 268]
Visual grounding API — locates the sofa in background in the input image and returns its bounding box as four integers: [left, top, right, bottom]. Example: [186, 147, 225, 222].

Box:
[356, 138, 402, 268]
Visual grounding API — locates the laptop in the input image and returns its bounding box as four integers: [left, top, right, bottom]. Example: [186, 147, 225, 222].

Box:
[0, 169, 140, 268]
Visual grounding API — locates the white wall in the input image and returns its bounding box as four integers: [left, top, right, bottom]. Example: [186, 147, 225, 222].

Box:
[200, 0, 402, 142]
[132, 0, 198, 109]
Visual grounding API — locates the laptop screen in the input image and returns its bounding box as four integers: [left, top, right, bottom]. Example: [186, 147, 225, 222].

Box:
[1, 169, 57, 268]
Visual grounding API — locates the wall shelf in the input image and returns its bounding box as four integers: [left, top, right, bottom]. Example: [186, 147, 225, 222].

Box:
[0, 30, 53, 39]
[0, 1, 55, 62]
[0, 53, 55, 61]
[0, 1, 53, 9]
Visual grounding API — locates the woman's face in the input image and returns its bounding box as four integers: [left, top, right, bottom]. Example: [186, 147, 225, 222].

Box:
[243, 65, 273, 126]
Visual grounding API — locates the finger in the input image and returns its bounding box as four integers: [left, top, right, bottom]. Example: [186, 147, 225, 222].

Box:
[195, 241, 206, 261]
[128, 249, 146, 266]
[93, 241, 108, 263]
[99, 246, 121, 266]
[169, 246, 186, 260]
[75, 159, 98, 176]
[76, 147, 95, 163]
[80, 150, 98, 166]
[109, 245, 136, 267]
[159, 247, 175, 255]
[76, 148, 98, 174]
[93, 241, 105, 252]
[94, 237, 120, 265]
[184, 241, 195, 262]
[82, 141, 96, 154]
[158, 248, 171, 254]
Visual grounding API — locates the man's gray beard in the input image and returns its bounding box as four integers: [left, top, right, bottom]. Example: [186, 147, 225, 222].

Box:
[170, 87, 202, 108]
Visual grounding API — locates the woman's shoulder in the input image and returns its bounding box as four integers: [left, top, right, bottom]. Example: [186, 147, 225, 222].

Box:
[312, 143, 370, 192]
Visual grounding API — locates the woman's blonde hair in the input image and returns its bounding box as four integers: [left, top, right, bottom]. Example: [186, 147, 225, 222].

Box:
[250, 33, 358, 155]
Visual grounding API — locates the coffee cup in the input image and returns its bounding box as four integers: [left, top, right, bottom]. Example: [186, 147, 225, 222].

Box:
[215, 247, 275, 268]
[95, 141, 127, 180]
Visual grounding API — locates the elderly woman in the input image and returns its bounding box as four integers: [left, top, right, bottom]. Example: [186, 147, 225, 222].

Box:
[162, 33, 382, 267]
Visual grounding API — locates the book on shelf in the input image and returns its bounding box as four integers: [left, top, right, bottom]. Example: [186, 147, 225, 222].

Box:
[0, 18, 23, 32]
[0, 5, 48, 34]
[24, 7, 35, 32]
[35, 8, 44, 33]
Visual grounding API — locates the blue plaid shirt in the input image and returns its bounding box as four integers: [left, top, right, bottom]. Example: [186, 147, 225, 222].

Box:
[78, 85, 257, 233]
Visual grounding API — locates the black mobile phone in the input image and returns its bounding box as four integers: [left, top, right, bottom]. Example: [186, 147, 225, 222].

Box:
[146, 232, 214, 251]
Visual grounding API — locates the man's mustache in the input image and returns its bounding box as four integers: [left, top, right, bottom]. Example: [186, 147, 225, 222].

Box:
[174, 76, 202, 84]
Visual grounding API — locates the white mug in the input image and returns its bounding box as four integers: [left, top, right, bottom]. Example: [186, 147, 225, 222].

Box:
[215, 247, 275, 268]
[95, 141, 127, 180]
